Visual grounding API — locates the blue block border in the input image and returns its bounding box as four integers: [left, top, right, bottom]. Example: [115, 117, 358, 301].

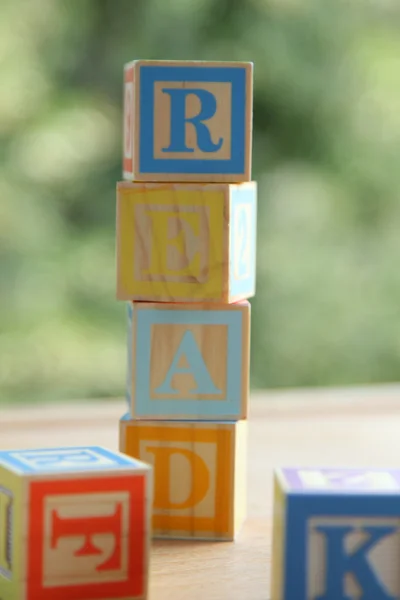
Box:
[139, 65, 246, 175]
[133, 308, 243, 417]
[285, 493, 400, 599]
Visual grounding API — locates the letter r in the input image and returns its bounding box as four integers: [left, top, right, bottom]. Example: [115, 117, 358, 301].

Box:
[162, 88, 223, 153]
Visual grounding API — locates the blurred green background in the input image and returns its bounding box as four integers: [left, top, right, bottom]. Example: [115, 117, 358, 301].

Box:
[0, 0, 399, 404]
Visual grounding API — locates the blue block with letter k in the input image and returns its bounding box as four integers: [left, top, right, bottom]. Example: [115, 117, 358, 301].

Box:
[122, 59, 253, 182]
[271, 467, 400, 600]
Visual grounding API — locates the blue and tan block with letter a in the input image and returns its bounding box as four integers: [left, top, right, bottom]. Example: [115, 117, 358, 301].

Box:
[123, 60, 253, 183]
[271, 467, 400, 600]
[126, 300, 250, 421]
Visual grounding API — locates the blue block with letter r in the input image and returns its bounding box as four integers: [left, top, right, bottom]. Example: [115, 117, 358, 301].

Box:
[271, 467, 400, 600]
[122, 59, 253, 183]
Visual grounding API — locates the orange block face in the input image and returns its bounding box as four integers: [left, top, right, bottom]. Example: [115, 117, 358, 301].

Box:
[27, 475, 146, 600]
[120, 419, 247, 540]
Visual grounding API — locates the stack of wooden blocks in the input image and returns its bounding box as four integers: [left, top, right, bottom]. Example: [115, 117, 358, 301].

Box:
[117, 59, 257, 541]
[1, 58, 398, 600]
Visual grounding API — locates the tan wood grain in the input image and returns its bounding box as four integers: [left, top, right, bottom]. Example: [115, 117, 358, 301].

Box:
[2, 385, 400, 599]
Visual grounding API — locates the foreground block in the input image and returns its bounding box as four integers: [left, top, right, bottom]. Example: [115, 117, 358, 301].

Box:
[116, 181, 257, 303]
[271, 467, 400, 600]
[126, 300, 250, 420]
[123, 59, 253, 182]
[0, 446, 152, 600]
[120, 419, 247, 540]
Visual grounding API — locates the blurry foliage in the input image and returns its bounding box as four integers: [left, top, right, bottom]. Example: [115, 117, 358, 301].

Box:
[0, 0, 399, 402]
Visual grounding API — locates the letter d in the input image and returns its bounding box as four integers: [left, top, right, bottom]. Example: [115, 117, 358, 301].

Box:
[146, 445, 209, 510]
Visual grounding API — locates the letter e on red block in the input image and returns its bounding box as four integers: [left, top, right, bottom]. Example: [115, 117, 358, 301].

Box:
[26, 475, 146, 600]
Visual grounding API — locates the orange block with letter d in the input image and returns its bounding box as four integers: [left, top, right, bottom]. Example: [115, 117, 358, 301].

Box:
[119, 418, 247, 540]
[0, 445, 152, 600]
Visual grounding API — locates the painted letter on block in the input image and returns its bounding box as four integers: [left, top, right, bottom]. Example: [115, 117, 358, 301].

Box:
[271, 467, 400, 600]
[154, 329, 223, 396]
[122, 60, 253, 182]
[0, 446, 151, 600]
[116, 181, 257, 303]
[146, 445, 209, 510]
[125, 301, 250, 420]
[28, 478, 140, 597]
[119, 419, 247, 541]
[229, 184, 257, 300]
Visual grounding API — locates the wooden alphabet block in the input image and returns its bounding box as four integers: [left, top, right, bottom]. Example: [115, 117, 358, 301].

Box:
[119, 418, 247, 540]
[0, 446, 152, 600]
[116, 181, 257, 303]
[271, 467, 400, 600]
[125, 300, 250, 420]
[123, 59, 253, 182]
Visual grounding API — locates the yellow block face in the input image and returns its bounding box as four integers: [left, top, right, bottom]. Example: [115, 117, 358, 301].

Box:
[120, 419, 247, 540]
[0, 466, 26, 600]
[117, 182, 227, 302]
[271, 471, 287, 600]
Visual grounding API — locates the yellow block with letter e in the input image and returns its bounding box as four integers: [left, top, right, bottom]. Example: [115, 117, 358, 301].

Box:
[116, 181, 257, 303]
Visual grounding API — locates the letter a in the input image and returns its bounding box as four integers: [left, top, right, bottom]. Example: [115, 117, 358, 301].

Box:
[155, 330, 221, 396]
[316, 525, 395, 600]
[162, 88, 223, 153]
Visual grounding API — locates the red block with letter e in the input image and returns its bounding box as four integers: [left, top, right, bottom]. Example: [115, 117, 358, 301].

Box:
[0, 446, 152, 600]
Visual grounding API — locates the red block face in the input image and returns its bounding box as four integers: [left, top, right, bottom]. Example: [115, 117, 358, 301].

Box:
[27, 475, 146, 600]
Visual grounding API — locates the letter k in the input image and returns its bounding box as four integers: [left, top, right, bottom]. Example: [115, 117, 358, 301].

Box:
[316, 525, 395, 600]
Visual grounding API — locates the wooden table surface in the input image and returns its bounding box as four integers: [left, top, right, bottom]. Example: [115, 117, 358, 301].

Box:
[2, 384, 400, 599]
